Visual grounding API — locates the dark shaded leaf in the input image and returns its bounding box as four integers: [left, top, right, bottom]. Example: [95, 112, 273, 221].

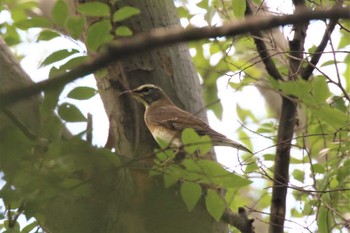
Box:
[58, 103, 86, 122]
[67, 87, 97, 100]
[40, 49, 80, 67]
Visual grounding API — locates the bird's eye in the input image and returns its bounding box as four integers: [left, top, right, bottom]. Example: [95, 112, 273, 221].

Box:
[142, 87, 151, 94]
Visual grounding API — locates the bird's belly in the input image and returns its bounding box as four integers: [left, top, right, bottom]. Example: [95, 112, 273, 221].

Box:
[151, 127, 181, 148]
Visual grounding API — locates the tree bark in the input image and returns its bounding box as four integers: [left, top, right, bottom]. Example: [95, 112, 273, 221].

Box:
[0, 1, 225, 232]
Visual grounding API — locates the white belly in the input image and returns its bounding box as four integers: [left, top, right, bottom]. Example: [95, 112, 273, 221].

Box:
[151, 127, 182, 148]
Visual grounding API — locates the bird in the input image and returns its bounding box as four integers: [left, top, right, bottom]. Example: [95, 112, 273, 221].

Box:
[122, 84, 252, 154]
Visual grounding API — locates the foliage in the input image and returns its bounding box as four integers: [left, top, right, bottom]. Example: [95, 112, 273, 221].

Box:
[0, 0, 349, 232]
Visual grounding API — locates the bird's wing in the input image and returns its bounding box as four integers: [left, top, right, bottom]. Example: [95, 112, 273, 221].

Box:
[148, 105, 215, 135]
[146, 105, 252, 153]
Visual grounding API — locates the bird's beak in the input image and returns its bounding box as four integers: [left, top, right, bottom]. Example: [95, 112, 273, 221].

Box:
[120, 89, 144, 103]
[119, 90, 131, 96]
[119, 89, 140, 98]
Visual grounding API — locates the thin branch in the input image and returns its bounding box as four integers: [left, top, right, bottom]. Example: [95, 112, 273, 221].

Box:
[0, 6, 349, 108]
[245, 1, 284, 81]
[302, 0, 343, 80]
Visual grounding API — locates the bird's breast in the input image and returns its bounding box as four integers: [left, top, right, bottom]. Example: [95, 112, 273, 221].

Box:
[149, 125, 182, 148]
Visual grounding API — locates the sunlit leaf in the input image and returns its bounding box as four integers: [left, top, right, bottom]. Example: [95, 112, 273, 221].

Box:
[66, 15, 85, 39]
[245, 162, 258, 173]
[163, 173, 179, 188]
[115, 26, 133, 37]
[86, 19, 113, 51]
[232, 0, 246, 18]
[181, 128, 200, 154]
[180, 182, 202, 212]
[292, 169, 304, 182]
[318, 206, 330, 233]
[205, 190, 225, 221]
[311, 76, 330, 103]
[312, 106, 348, 129]
[313, 164, 325, 174]
[52, 0, 69, 26]
[77, 2, 110, 17]
[3, 24, 20, 46]
[113, 6, 141, 22]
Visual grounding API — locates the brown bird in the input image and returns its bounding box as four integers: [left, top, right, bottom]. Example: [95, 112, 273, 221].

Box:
[123, 84, 252, 154]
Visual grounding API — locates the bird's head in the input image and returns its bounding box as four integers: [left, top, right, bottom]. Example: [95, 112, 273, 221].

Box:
[122, 84, 173, 108]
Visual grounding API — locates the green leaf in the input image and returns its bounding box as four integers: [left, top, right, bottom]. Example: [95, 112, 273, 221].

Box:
[40, 49, 80, 67]
[292, 169, 304, 182]
[37, 30, 60, 41]
[279, 79, 314, 106]
[312, 77, 330, 103]
[66, 15, 85, 39]
[86, 19, 113, 51]
[59, 56, 89, 71]
[205, 190, 225, 221]
[52, 0, 69, 26]
[3, 24, 20, 46]
[232, 0, 246, 18]
[197, 160, 252, 188]
[329, 96, 347, 112]
[113, 6, 141, 22]
[245, 162, 258, 173]
[263, 154, 275, 161]
[14, 17, 52, 30]
[338, 30, 350, 49]
[311, 106, 348, 129]
[317, 206, 330, 233]
[67, 87, 97, 100]
[115, 26, 133, 37]
[41, 67, 65, 113]
[58, 102, 86, 122]
[21, 221, 39, 233]
[155, 150, 168, 161]
[163, 173, 179, 188]
[313, 164, 325, 174]
[77, 2, 110, 17]
[181, 128, 200, 154]
[197, 135, 212, 156]
[180, 182, 202, 212]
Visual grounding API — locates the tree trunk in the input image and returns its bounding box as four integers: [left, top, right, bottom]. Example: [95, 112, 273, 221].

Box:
[0, 1, 226, 232]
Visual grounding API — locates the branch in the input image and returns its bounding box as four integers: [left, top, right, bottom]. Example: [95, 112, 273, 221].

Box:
[302, 0, 343, 80]
[0, 6, 349, 108]
[245, 1, 284, 81]
[269, 1, 309, 233]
